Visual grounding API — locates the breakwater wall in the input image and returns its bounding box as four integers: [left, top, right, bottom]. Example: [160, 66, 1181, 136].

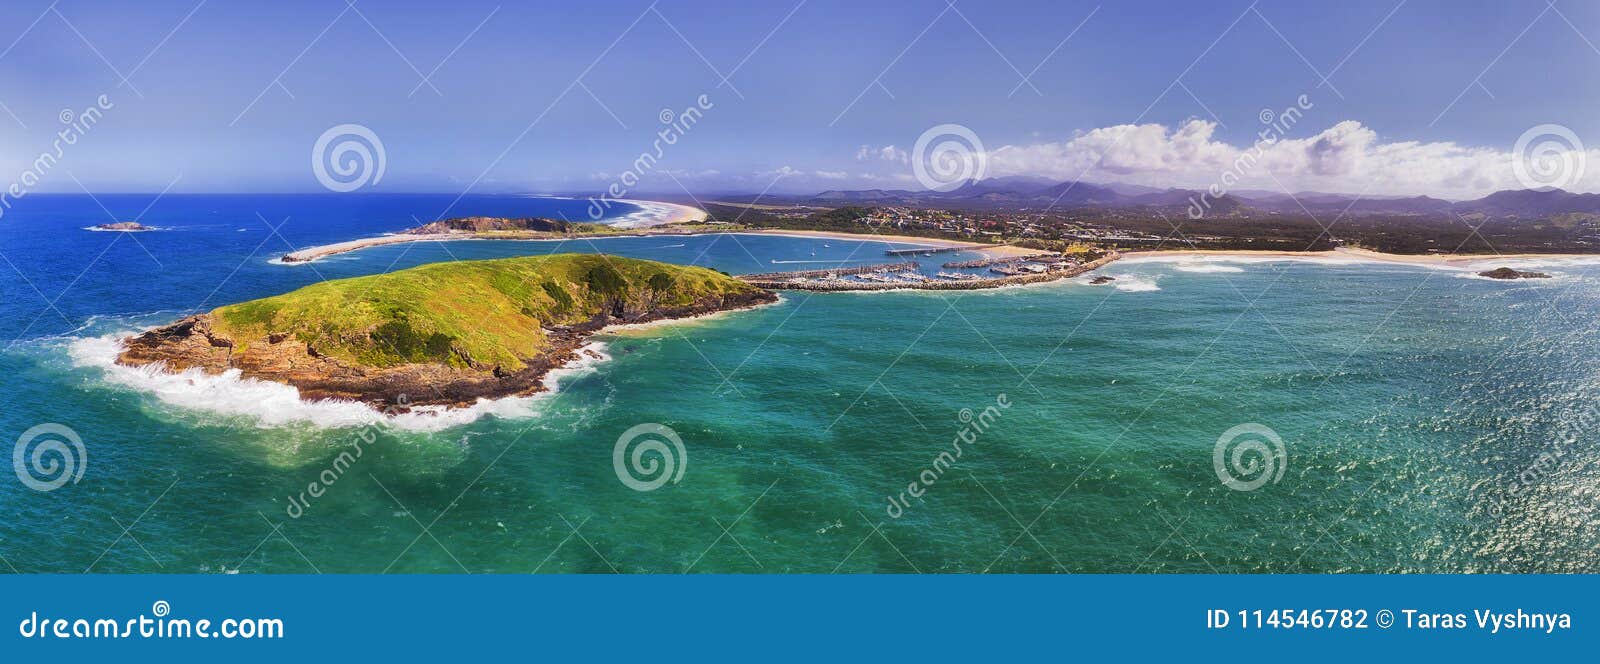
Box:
[738, 261, 919, 281]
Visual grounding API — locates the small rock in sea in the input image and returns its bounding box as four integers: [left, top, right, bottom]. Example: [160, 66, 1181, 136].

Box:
[1477, 267, 1551, 280]
[1089, 275, 1116, 285]
[94, 221, 150, 231]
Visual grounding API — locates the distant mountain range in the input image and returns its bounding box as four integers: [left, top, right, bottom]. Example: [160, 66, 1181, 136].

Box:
[777, 179, 1600, 221]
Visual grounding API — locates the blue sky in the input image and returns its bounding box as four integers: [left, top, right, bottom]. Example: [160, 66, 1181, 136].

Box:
[1, 0, 1597, 197]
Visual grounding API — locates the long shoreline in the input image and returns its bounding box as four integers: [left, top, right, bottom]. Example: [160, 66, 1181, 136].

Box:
[1124, 247, 1600, 267]
[278, 218, 1033, 264]
[279, 199, 710, 263]
[279, 214, 1600, 268]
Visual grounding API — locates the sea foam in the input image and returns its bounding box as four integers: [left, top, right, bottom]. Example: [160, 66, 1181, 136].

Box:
[67, 335, 609, 431]
[1170, 261, 1246, 274]
[1110, 275, 1162, 292]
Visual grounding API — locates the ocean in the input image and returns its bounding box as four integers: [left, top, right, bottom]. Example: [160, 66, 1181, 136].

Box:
[1, 194, 1596, 573]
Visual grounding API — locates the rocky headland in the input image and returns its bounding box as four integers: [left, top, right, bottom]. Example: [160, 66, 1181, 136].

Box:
[278, 216, 604, 263]
[118, 254, 775, 409]
[401, 216, 578, 235]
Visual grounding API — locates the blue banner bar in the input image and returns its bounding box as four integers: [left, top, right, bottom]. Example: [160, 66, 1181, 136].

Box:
[2, 575, 1592, 660]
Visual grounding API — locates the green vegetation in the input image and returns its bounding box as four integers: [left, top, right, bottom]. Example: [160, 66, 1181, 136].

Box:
[212, 253, 759, 371]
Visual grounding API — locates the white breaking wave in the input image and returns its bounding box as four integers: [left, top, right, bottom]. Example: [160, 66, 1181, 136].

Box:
[1451, 270, 1567, 283]
[1170, 261, 1246, 274]
[606, 199, 704, 228]
[67, 335, 610, 432]
[265, 255, 359, 266]
[1111, 275, 1162, 292]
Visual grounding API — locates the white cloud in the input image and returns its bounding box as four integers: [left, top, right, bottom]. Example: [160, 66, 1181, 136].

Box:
[981, 119, 1597, 199]
[854, 144, 910, 164]
[758, 165, 802, 179]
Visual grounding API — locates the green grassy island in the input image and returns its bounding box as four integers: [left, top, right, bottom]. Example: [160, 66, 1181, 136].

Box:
[118, 254, 776, 409]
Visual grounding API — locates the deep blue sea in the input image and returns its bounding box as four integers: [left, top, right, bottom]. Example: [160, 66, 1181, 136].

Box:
[1, 194, 1597, 573]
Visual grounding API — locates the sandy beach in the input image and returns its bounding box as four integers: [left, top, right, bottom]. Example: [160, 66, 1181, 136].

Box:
[280, 199, 709, 263]
[279, 234, 440, 263]
[280, 218, 1033, 264]
[606, 199, 707, 228]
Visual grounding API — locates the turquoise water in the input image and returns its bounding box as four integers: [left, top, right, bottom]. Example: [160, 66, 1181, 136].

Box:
[2, 195, 1597, 573]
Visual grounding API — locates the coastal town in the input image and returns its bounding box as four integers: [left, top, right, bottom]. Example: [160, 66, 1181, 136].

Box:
[705, 186, 1600, 255]
[711, 204, 1173, 247]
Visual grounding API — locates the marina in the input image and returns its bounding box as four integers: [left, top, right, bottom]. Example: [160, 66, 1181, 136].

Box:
[738, 252, 1121, 291]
